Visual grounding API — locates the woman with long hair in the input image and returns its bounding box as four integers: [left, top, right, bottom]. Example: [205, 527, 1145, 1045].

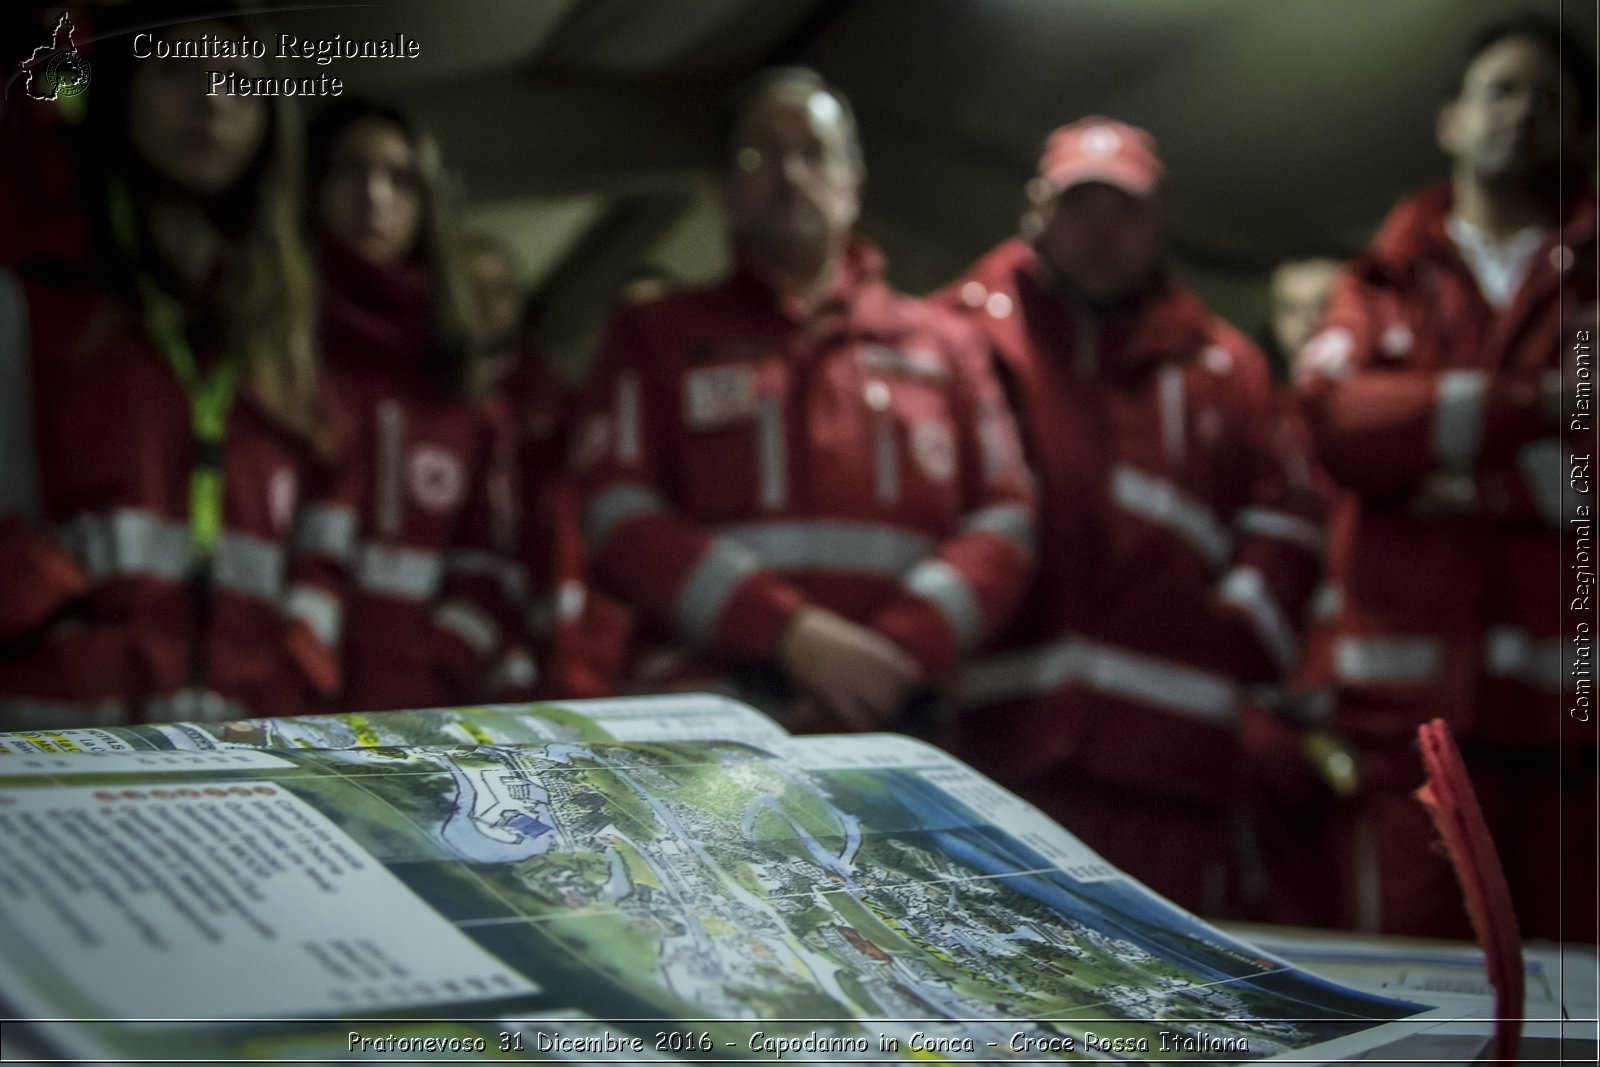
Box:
[0, 6, 349, 726]
[309, 97, 519, 711]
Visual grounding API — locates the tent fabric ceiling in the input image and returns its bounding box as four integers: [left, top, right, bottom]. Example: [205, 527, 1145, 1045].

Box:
[269, 0, 1596, 363]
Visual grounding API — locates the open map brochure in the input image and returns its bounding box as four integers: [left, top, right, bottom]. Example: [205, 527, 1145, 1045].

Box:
[0, 694, 1531, 1063]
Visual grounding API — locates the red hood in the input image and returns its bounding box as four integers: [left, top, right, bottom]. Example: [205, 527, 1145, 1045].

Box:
[318, 235, 436, 376]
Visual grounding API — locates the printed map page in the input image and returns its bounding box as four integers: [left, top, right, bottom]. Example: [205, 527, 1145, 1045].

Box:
[0, 693, 791, 755]
[0, 729, 1445, 1063]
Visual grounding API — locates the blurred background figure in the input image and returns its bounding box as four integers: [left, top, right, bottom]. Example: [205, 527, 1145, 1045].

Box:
[1294, 13, 1597, 941]
[941, 117, 1326, 919]
[0, 5, 346, 727]
[1250, 251, 1357, 927]
[459, 231, 530, 389]
[457, 231, 557, 698]
[308, 98, 518, 713]
[1265, 255, 1343, 384]
[457, 230, 634, 700]
[571, 67, 1036, 731]
[1260, 250, 1353, 699]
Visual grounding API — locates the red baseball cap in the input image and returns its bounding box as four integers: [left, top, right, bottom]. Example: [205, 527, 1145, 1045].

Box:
[1036, 116, 1163, 198]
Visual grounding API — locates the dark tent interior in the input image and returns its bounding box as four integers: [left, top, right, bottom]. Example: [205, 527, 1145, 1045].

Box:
[250, 0, 1599, 368]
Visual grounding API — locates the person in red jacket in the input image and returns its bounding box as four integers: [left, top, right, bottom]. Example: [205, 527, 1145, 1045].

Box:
[938, 118, 1326, 918]
[458, 231, 631, 700]
[308, 100, 518, 713]
[571, 67, 1036, 731]
[0, 9, 347, 726]
[1294, 15, 1597, 941]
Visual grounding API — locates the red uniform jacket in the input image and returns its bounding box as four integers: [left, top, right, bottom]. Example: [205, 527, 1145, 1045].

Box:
[316, 240, 518, 713]
[571, 241, 1036, 710]
[0, 268, 346, 727]
[486, 353, 632, 700]
[1296, 182, 1594, 757]
[940, 239, 1325, 804]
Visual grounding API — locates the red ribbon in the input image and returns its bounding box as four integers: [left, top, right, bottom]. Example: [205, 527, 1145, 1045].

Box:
[1413, 718, 1524, 1062]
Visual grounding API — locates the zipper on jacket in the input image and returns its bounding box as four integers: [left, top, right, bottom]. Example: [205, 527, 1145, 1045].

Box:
[756, 389, 787, 512]
[785, 331, 818, 512]
[186, 411, 224, 696]
[186, 563, 214, 695]
[865, 378, 899, 507]
[1157, 363, 1186, 473]
[1072, 298, 1099, 380]
[615, 371, 642, 464]
[376, 399, 404, 539]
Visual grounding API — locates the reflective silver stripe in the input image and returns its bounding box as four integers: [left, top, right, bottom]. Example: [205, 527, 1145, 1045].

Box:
[873, 419, 898, 506]
[557, 579, 586, 622]
[976, 393, 1003, 484]
[0, 267, 40, 521]
[1432, 370, 1487, 474]
[582, 483, 669, 550]
[292, 504, 358, 561]
[446, 548, 528, 603]
[757, 391, 787, 511]
[435, 600, 500, 656]
[675, 538, 760, 648]
[357, 543, 443, 600]
[1235, 507, 1325, 555]
[902, 559, 983, 652]
[958, 641, 1055, 705]
[615, 371, 641, 463]
[59, 510, 289, 601]
[1309, 582, 1342, 622]
[1518, 438, 1564, 526]
[958, 635, 1239, 725]
[489, 649, 539, 693]
[1485, 626, 1562, 690]
[1109, 465, 1232, 569]
[1078, 642, 1238, 724]
[145, 689, 246, 723]
[717, 520, 933, 576]
[1217, 565, 1299, 675]
[525, 580, 587, 639]
[60, 509, 191, 580]
[1333, 635, 1443, 684]
[213, 531, 284, 600]
[1158, 364, 1186, 471]
[376, 400, 404, 538]
[961, 502, 1036, 562]
[283, 582, 341, 647]
[0, 697, 126, 729]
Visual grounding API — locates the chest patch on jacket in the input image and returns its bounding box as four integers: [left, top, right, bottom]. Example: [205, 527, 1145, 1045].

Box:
[857, 344, 950, 382]
[1380, 322, 1414, 358]
[683, 364, 759, 430]
[268, 466, 298, 536]
[408, 444, 467, 514]
[911, 420, 957, 483]
[1300, 327, 1354, 381]
[1201, 345, 1233, 375]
